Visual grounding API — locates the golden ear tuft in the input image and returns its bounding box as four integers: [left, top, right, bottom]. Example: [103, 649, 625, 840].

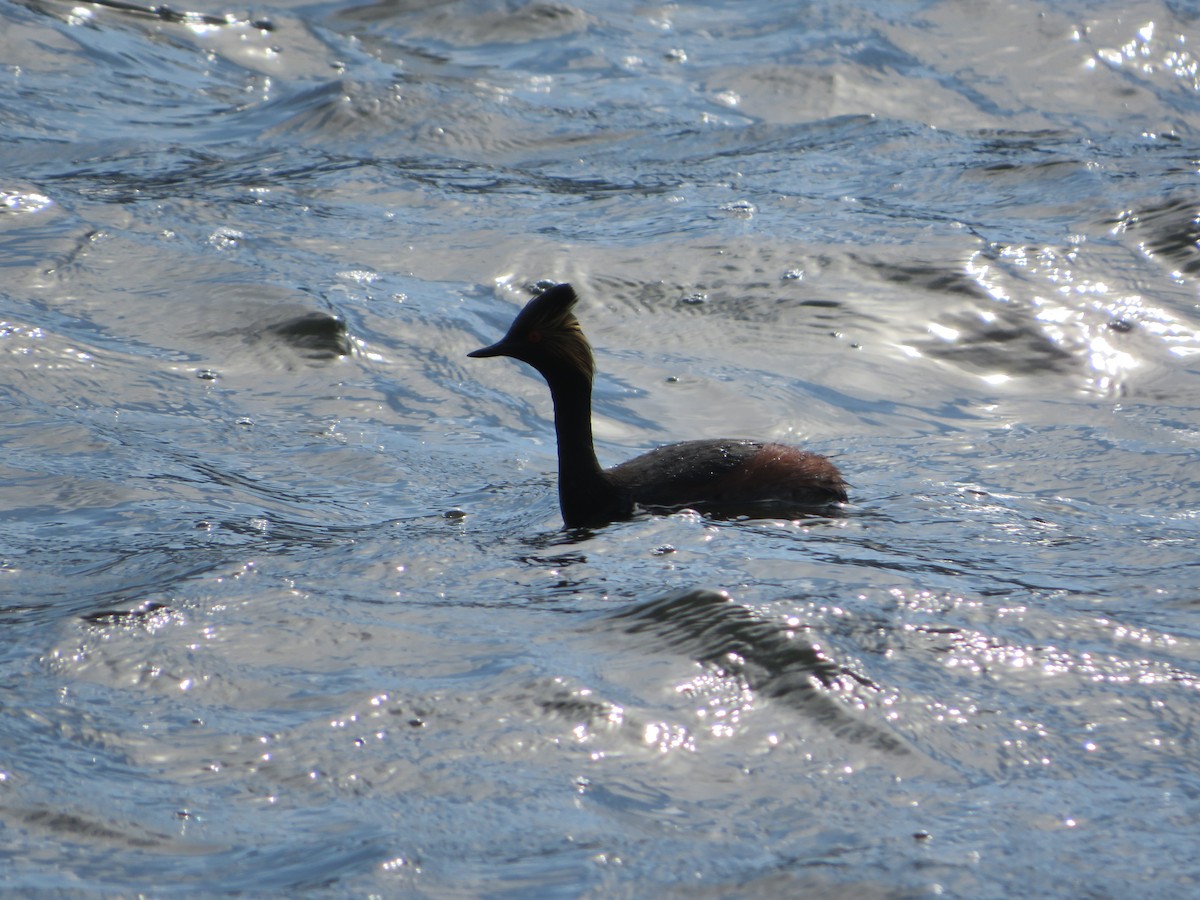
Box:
[557, 317, 595, 382]
[476, 284, 596, 381]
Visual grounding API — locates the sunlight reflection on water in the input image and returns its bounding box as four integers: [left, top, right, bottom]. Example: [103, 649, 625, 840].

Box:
[1, 0, 1199, 896]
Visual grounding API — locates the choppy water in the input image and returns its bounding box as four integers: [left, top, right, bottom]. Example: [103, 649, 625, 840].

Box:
[2, 0, 1199, 894]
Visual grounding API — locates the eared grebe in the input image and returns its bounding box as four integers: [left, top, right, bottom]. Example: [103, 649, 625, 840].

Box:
[469, 283, 847, 528]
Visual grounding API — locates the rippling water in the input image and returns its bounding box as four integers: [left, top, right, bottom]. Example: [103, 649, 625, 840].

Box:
[3, 0, 1200, 894]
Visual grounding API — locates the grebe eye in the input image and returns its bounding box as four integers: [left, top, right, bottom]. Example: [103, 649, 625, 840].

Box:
[528, 329, 542, 343]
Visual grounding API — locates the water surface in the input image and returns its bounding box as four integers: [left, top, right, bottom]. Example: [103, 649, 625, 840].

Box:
[2, 0, 1199, 894]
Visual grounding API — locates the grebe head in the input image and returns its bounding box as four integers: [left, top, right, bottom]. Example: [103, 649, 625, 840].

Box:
[468, 283, 595, 384]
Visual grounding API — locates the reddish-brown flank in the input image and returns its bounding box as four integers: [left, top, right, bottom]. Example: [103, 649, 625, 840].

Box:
[708, 443, 847, 503]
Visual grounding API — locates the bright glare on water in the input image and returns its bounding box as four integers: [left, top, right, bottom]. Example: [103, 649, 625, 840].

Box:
[1, 0, 1199, 895]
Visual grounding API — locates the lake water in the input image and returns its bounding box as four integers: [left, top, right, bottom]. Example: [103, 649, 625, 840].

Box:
[2, 0, 1199, 894]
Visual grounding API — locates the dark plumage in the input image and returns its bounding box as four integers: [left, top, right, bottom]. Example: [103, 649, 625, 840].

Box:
[469, 283, 847, 528]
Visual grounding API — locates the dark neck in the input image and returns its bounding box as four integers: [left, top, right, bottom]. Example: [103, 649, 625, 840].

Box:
[545, 370, 624, 527]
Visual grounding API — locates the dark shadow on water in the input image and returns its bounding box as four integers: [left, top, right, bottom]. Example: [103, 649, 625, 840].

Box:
[598, 588, 913, 756]
[80, 600, 172, 627]
[1111, 196, 1200, 276]
[261, 312, 351, 360]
